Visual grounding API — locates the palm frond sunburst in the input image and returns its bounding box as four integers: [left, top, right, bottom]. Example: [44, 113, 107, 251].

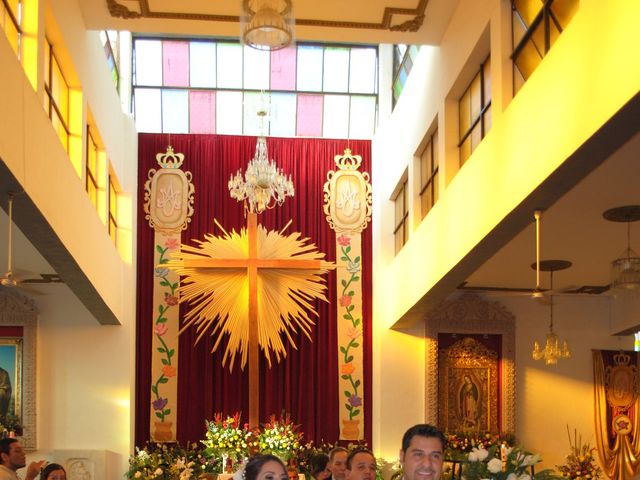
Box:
[165, 219, 334, 370]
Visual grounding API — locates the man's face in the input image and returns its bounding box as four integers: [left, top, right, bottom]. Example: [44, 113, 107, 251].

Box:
[329, 451, 348, 480]
[2, 442, 26, 470]
[346, 452, 376, 480]
[399, 435, 443, 480]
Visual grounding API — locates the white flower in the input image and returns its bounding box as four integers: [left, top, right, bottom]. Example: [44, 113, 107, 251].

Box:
[522, 455, 539, 467]
[487, 458, 503, 473]
[134, 472, 142, 479]
[154, 467, 163, 476]
[503, 447, 513, 457]
[474, 447, 490, 461]
[468, 451, 478, 462]
[506, 473, 518, 480]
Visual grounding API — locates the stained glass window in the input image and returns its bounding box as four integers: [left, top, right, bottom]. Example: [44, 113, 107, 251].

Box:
[132, 38, 378, 138]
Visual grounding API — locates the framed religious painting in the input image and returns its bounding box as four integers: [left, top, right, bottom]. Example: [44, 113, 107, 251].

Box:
[0, 291, 37, 449]
[425, 294, 516, 433]
[0, 338, 21, 422]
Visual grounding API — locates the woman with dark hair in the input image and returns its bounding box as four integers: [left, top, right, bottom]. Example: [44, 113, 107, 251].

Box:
[40, 463, 66, 480]
[244, 455, 288, 480]
[309, 453, 330, 480]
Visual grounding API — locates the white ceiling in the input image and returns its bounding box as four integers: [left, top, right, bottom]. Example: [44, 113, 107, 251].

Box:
[463, 131, 640, 294]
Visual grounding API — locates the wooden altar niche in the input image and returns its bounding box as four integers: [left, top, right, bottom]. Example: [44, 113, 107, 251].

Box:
[425, 294, 515, 433]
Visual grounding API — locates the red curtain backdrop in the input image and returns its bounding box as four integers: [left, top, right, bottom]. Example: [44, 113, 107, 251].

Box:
[135, 133, 372, 446]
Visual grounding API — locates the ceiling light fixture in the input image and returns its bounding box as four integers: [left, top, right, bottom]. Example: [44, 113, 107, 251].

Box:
[603, 205, 640, 294]
[532, 260, 571, 365]
[242, 0, 293, 51]
[228, 100, 294, 214]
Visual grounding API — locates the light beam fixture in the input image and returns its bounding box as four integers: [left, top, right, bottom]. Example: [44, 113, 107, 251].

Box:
[532, 260, 571, 365]
[603, 205, 640, 294]
[242, 0, 293, 51]
[228, 103, 294, 214]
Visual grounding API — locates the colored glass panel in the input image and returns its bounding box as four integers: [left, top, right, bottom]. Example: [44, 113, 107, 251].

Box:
[163, 41, 190, 87]
[216, 91, 243, 135]
[350, 48, 377, 93]
[296, 94, 323, 137]
[349, 95, 376, 139]
[244, 46, 269, 90]
[322, 95, 349, 139]
[217, 43, 243, 88]
[190, 41, 216, 88]
[270, 46, 296, 90]
[323, 47, 349, 93]
[134, 88, 162, 132]
[135, 40, 162, 86]
[189, 90, 216, 134]
[243, 91, 267, 136]
[162, 89, 189, 133]
[269, 93, 296, 137]
[297, 45, 323, 91]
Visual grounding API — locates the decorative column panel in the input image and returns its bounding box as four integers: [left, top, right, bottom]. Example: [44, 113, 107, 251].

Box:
[323, 149, 372, 440]
[143, 146, 194, 442]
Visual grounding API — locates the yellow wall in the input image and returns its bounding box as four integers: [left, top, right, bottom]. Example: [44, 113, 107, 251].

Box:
[372, 0, 640, 464]
[0, 0, 137, 471]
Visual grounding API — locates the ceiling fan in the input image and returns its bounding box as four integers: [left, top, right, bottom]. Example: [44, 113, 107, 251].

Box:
[0, 193, 44, 295]
[458, 210, 608, 300]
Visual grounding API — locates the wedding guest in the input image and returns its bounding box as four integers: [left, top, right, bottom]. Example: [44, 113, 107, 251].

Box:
[40, 464, 66, 480]
[345, 448, 376, 480]
[243, 454, 288, 480]
[309, 453, 331, 480]
[399, 424, 446, 480]
[0, 438, 46, 480]
[327, 447, 348, 480]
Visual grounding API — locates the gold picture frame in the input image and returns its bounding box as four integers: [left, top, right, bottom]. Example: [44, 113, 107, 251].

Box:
[0, 338, 22, 422]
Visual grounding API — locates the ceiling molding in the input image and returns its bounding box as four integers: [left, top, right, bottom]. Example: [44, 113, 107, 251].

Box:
[106, 0, 428, 32]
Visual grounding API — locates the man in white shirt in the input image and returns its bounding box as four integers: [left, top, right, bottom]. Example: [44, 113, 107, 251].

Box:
[0, 438, 45, 480]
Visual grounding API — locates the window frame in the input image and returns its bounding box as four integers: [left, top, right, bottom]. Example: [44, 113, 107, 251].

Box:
[1, 0, 22, 57]
[86, 126, 100, 209]
[131, 37, 378, 138]
[393, 178, 409, 255]
[419, 129, 439, 219]
[511, 0, 577, 90]
[457, 57, 491, 165]
[108, 174, 118, 244]
[44, 37, 71, 151]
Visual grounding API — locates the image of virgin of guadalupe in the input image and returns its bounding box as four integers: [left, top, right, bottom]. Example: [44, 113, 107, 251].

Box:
[458, 374, 480, 428]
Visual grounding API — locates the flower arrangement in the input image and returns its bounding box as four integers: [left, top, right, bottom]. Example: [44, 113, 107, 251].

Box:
[464, 445, 558, 480]
[126, 443, 218, 480]
[258, 413, 303, 462]
[0, 414, 22, 436]
[556, 428, 601, 480]
[202, 413, 256, 462]
[446, 432, 515, 460]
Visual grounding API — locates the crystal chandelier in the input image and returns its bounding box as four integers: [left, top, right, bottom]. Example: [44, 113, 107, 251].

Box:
[532, 261, 571, 365]
[242, 0, 293, 51]
[228, 109, 294, 214]
[603, 206, 640, 294]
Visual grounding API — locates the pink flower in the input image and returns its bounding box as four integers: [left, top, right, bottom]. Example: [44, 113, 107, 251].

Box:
[337, 234, 351, 247]
[164, 293, 178, 306]
[346, 327, 361, 340]
[339, 295, 352, 307]
[164, 238, 180, 250]
[154, 323, 168, 336]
